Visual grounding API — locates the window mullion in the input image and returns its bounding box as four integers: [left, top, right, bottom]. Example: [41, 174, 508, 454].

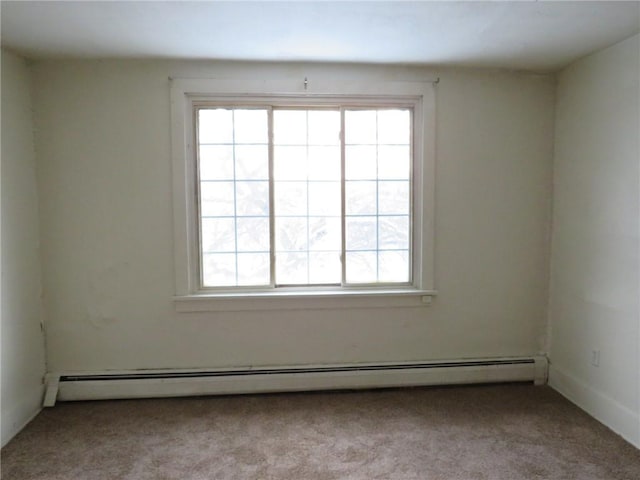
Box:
[268, 107, 276, 288]
[305, 111, 310, 285]
[231, 110, 239, 286]
[375, 110, 379, 283]
[195, 107, 205, 291]
[340, 108, 347, 286]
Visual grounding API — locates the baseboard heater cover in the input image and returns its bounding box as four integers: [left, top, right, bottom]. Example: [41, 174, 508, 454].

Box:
[45, 356, 548, 406]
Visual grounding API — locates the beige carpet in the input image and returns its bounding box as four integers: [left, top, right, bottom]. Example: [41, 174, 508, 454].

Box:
[2, 383, 639, 479]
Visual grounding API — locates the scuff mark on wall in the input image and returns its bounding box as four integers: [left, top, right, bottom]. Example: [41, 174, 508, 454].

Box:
[85, 261, 131, 328]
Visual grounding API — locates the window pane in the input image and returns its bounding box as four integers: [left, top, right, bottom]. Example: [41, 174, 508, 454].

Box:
[378, 146, 410, 180]
[236, 217, 270, 252]
[377, 110, 410, 144]
[235, 145, 268, 180]
[345, 110, 377, 144]
[378, 181, 410, 215]
[378, 216, 409, 250]
[345, 181, 377, 215]
[200, 182, 234, 217]
[345, 252, 376, 284]
[202, 253, 236, 286]
[198, 108, 270, 287]
[274, 110, 307, 145]
[308, 110, 340, 145]
[343, 108, 412, 285]
[199, 145, 234, 180]
[236, 181, 269, 216]
[308, 146, 340, 181]
[199, 109, 233, 144]
[201, 218, 236, 253]
[274, 146, 307, 180]
[309, 217, 341, 251]
[274, 182, 307, 216]
[275, 217, 308, 252]
[345, 146, 377, 180]
[237, 253, 270, 285]
[273, 109, 342, 286]
[234, 109, 268, 144]
[378, 250, 409, 283]
[346, 216, 377, 251]
[276, 252, 308, 285]
[309, 182, 340, 216]
[309, 252, 341, 284]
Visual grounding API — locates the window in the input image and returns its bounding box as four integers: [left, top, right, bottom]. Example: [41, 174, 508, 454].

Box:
[197, 105, 412, 288]
[171, 77, 435, 305]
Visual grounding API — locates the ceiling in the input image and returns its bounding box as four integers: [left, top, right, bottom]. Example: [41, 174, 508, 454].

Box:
[1, 1, 639, 72]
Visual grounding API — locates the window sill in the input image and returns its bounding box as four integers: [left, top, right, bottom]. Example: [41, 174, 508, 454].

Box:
[174, 289, 437, 313]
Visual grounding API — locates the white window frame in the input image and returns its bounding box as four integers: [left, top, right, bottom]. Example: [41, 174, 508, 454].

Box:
[170, 77, 436, 311]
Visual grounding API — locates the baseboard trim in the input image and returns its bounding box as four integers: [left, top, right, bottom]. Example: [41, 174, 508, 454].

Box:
[51, 356, 547, 404]
[548, 364, 640, 449]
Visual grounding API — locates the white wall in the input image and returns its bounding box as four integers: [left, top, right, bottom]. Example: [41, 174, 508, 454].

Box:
[548, 34, 640, 447]
[31, 60, 555, 373]
[1, 49, 47, 446]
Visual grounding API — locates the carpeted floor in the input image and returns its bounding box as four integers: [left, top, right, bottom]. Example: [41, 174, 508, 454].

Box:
[2, 383, 639, 479]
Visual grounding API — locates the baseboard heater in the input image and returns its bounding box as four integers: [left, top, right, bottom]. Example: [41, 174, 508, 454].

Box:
[44, 356, 548, 407]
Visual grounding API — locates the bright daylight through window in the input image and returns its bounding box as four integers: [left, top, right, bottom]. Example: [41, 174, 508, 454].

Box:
[197, 106, 412, 288]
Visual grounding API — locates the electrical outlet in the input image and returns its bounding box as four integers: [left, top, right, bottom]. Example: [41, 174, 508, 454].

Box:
[591, 349, 600, 367]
